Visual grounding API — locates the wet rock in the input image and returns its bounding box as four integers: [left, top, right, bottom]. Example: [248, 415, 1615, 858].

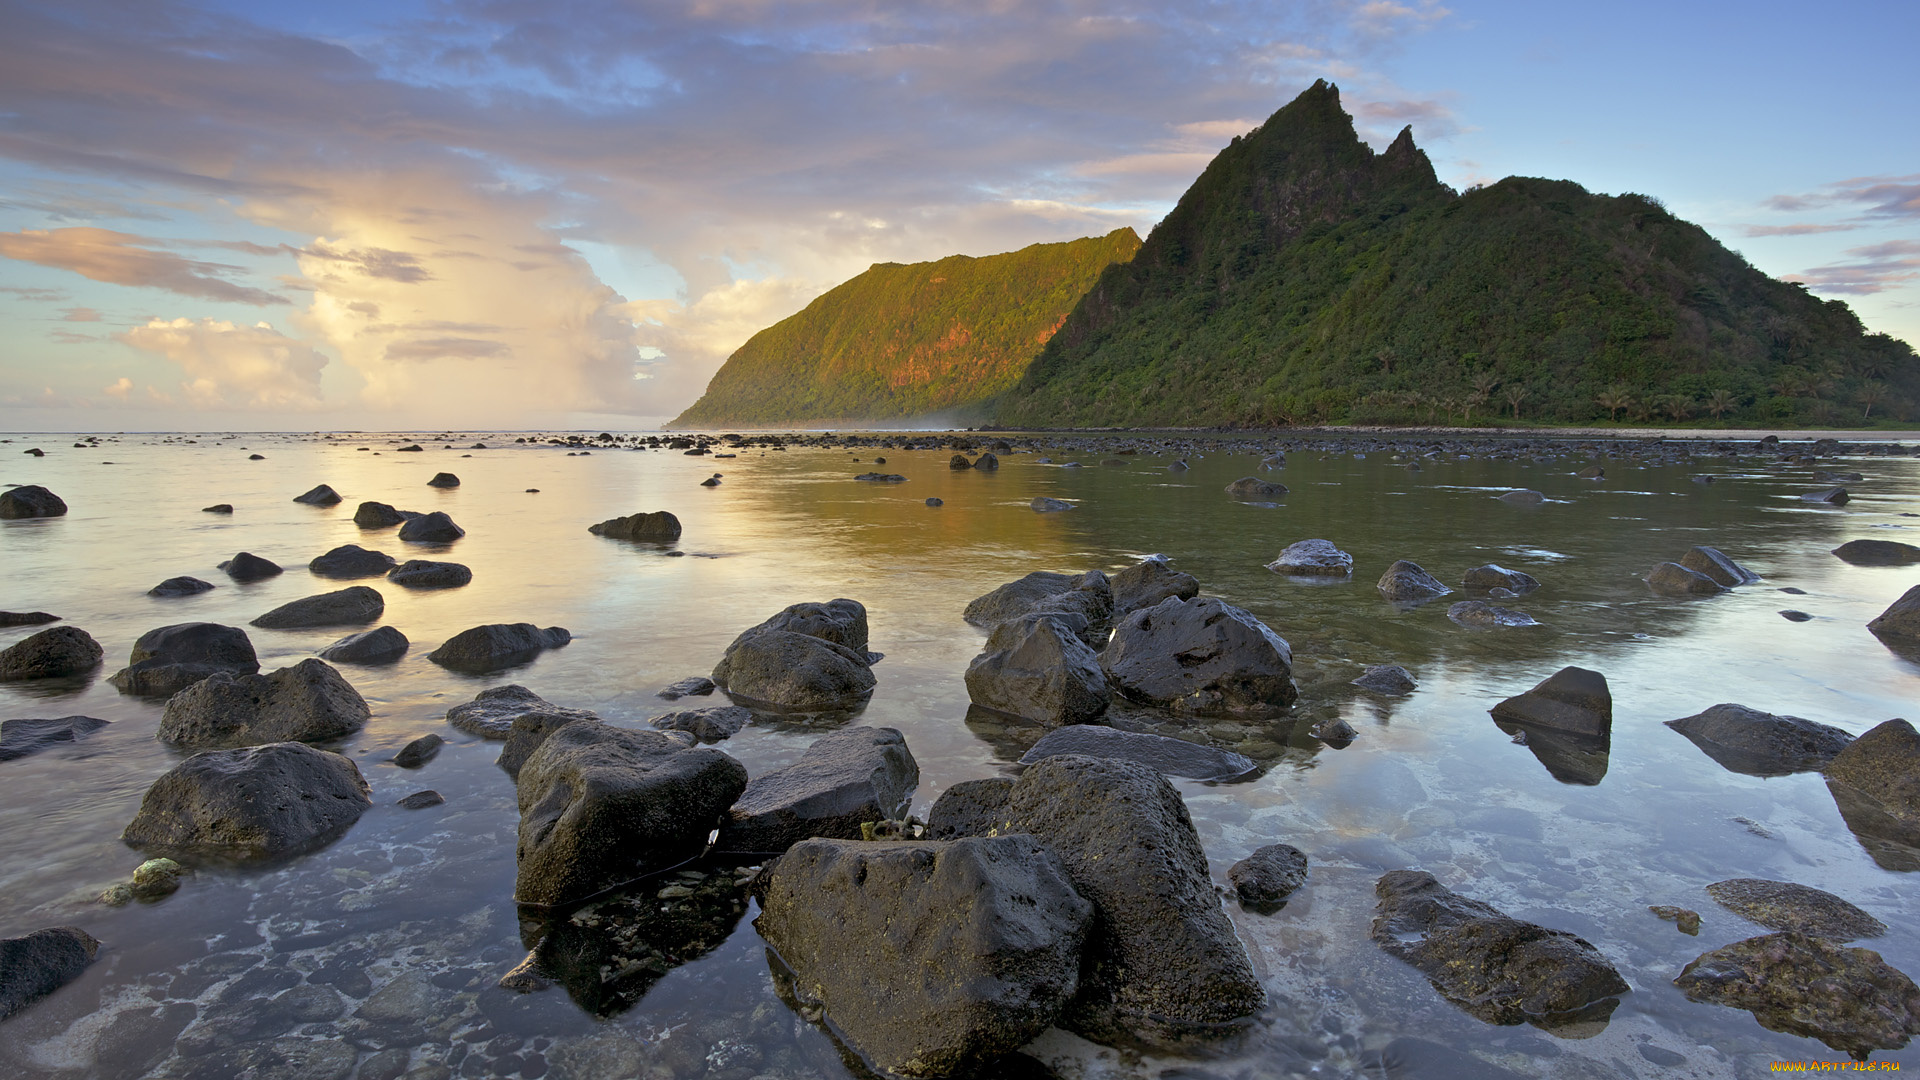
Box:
[0, 716, 109, 763]
[853, 471, 907, 482]
[1311, 716, 1359, 745]
[1229, 845, 1308, 913]
[1646, 561, 1726, 595]
[1225, 476, 1286, 499]
[1681, 545, 1761, 586]
[964, 613, 1110, 727]
[0, 625, 103, 681]
[1031, 497, 1075, 512]
[1817, 470, 1866, 483]
[1834, 539, 1920, 566]
[0, 611, 59, 626]
[1462, 564, 1540, 593]
[1706, 878, 1886, 940]
[158, 658, 370, 749]
[109, 622, 259, 696]
[1782, 609, 1814, 622]
[1489, 666, 1611, 738]
[1576, 465, 1605, 479]
[728, 597, 874, 657]
[386, 559, 471, 589]
[950, 454, 972, 470]
[718, 726, 917, 854]
[1376, 560, 1452, 603]
[219, 551, 283, 582]
[1802, 486, 1850, 505]
[755, 835, 1090, 1078]
[398, 790, 444, 809]
[397, 510, 464, 543]
[1868, 586, 1920, 642]
[251, 585, 384, 629]
[0, 927, 100, 1020]
[1019, 725, 1254, 781]
[427, 623, 570, 672]
[648, 705, 751, 742]
[353, 501, 408, 529]
[963, 571, 1112, 651]
[317, 625, 409, 664]
[711, 622, 875, 713]
[1497, 489, 1545, 505]
[1502, 723, 1611, 786]
[657, 676, 715, 701]
[202, 504, 232, 514]
[1353, 664, 1418, 694]
[1666, 703, 1854, 777]
[446, 684, 598, 740]
[427, 472, 460, 488]
[587, 510, 681, 542]
[1650, 905, 1701, 934]
[1102, 596, 1297, 717]
[123, 741, 372, 862]
[149, 576, 215, 597]
[1447, 601, 1539, 628]
[925, 777, 1013, 840]
[308, 544, 397, 579]
[1268, 539, 1353, 577]
[1674, 932, 1920, 1060]
[292, 484, 342, 506]
[1371, 870, 1627, 1027]
[925, 497, 944, 506]
[394, 733, 444, 768]
[1111, 556, 1200, 615]
[973, 451, 999, 470]
[700, 475, 721, 487]
[514, 722, 747, 907]
[0, 484, 67, 519]
[1826, 719, 1920, 831]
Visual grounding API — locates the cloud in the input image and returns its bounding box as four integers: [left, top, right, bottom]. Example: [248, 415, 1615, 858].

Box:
[61, 306, 102, 321]
[1353, 94, 1462, 140]
[116, 316, 328, 408]
[0, 227, 287, 304]
[1765, 173, 1920, 221]
[0, 285, 70, 301]
[104, 376, 131, 399]
[298, 242, 434, 283]
[1785, 240, 1920, 296]
[1739, 223, 1860, 238]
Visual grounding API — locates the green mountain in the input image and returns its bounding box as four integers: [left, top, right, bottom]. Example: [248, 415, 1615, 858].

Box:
[996, 80, 1918, 428]
[671, 229, 1142, 427]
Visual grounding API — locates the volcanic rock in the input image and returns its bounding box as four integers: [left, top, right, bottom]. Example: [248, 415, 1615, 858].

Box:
[1020, 724, 1254, 781]
[1110, 556, 1200, 614]
[1705, 879, 1886, 940]
[427, 623, 569, 672]
[588, 511, 682, 542]
[718, 726, 918, 854]
[1681, 546, 1761, 586]
[250, 586, 384, 629]
[0, 716, 110, 763]
[397, 510, 463, 543]
[1102, 596, 1296, 716]
[0, 927, 100, 1020]
[386, 560, 471, 589]
[122, 741, 371, 862]
[157, 658, 369, 749]
[0, 626, 103, 681]
[109, 622, 259, 696]
[317, 626, 409, 664]
[219, 552, 282, 582]
[0, 485, 67, 519]
[1833, 539, 1920, 567]
[1646, 561, 1726, 596]
[964, 613, 1109, 727]
[292, 484, 342, 506]
[148, 576, 215, 598]
[1229, 845, 1308, 913]
[1489, 666, 1611, 738]
[308, 545, 396, 579]
[1666, 703, 1854, 777]
[446, 684, 598, 740]
[1674, 932, 1920, 1059]
[1376, 560, 1451, 603]
[1268, 538, 1353, 576]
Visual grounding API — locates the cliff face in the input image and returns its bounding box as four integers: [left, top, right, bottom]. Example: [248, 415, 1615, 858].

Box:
[671, 228, 1141, 428]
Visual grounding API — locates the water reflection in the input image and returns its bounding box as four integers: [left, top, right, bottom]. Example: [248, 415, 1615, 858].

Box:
[1492, 720, 1611, 786]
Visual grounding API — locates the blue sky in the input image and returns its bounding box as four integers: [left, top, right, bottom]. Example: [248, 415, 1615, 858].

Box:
[0, 0, 1914, 429]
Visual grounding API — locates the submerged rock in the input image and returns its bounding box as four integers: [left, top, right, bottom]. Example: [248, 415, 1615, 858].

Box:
[0, 626, 103, 681]
[1353, 664, 1418, 695]
[648, 705, 752, 742]
[1102, 596, 1296, 717]
[1225, 476, 1286, 499]
[109, 622, 259, 697]
[1675, 932, 1920, 1060]
[1868, 586, 1920, 643]
[385, 559, 471, 589]
[1834, 539, 1920, 567]
[157, 658, 369, 749]
[1376, 560, 1451, 603]
[201, 503, 232, 514]
[588, 510, 682, 542]
[0, 716, 110, 763]
[317, 625, 409, 664]
[148, 576, 215, 598]
[1111, 556, 1200, 615]
[393, 734, 443, 769]
[718, 726, 918, 854]
[1031, 497, 1075, 512]
[1646, 561, 1726, 595]
[1705, 878, 1886, 940]
[446, 683, 598, 740]
[1447, 601, 1539, 628]
[1489, 666, 1611, 738]
[307, 544, 396, 579]
[0, 927, 100, 1020]
[219, 552, 282, 582]
[925, 777, 1014, 841]
[0, 484, 67, 519]
[1268, 539, 1353, 577]
[122, 742, 372, 862]
[1229, 844, 1308, 913]
[1681, 546, 1761, 586]
[1019, 724, 1255, 781]
[0, 612, 59, 626]
[1462, 564, 1540, 593]
[1497, 489, 1545, 505]
[657, 676, 716, 700]
[353, 501, 408, 529]
[1666, 703, 1854, 777]
[964, 613, 1109, 727]
[397, 510, 464, 543]
[292, 484, 342, 506]
[427, 623, 570, 672]
[250, 585, 384, 629]
[1801, 486, 1850, 505]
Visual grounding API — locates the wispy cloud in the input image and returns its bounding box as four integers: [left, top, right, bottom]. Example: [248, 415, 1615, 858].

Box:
[1766, 173, 1920, 221]
[1785, 239, 1920, 296]
[0, 227, 287, 304]
[1739, 223, 1860, 238]
[116, 317, 327, 408]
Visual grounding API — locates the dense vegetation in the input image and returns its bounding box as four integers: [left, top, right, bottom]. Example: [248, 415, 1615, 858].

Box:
[672, 230, 1141, 427]
[996, 80, 1919, 428]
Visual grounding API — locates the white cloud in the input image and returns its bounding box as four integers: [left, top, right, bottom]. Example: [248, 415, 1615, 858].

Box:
[117, 317, 327, 409]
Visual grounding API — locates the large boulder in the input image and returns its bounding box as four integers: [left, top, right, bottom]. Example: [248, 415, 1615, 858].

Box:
[1462, 564, 1540, 593]
[925, 778, 1014, 840]
[964, 613, 1109, 726]
[1110, 556, 1200, 614]
[386, 559, 471, 589]
[1268, 539, 1352, 577]
[109, 622, 259, 696]
[445, 683, 598, 740]
[588, 510, 682, 542]
[0, 485, 67, 519]
[148, 576, 214, 598]
[966, 574, 1081, 625]
[1682, 546, 1760, 586]
[308, 544, 396, 579]
[972, 451, 999, 470]
[397, 510, 464, 543]
[710, 631, 874, 712]
[250, 586, 384, 629]
[1869, 586, 1920, 643]
[1825, 719, 1920, 830]
[729, 598, 874, 657]
[353, 501, 408, 529]
[0, 716, 110, 763]
[157, 658, 370, 749]
[0, 626, 103, 681]
[1371, 870, 1628, 1026]
[292, 484, 342, 506]
[1376, 560, 1451, 603]
[1019, 724, 1254, 781]
[513, 722, 747, 907]
[1646, 561, 1727, 595]
[1666, 703, 1854, 777]
[1674, 932, 1920, 1059]
[317, 626, 409, 664]
[755, 836, 1091, 1078]
[0, 927, 100, 1020]
[1834, 539, 1920, 567]
[718, 726, 918, 854]
[1490, 667, 1611, 737]
[1102, 596, 1296, 717]
[122, 742, 372, 862]
[963, 571, 1112, 651]
[1705, 878, 1886, 940]
[1225, 476, 1286, 499]
[995, 755, 1265, 1046]
[427, 623, 570, 672]
[219, 552, 282, 582]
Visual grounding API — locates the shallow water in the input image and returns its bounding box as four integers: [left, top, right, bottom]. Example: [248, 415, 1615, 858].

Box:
[1, 430, 1917, 1079]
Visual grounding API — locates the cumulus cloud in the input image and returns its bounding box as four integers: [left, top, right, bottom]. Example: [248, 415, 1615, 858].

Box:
[104, 376, 131, 399]
[117, 316, 327, 408]
[1785, 240, 1920, 296]
[0, 227, 286, 304]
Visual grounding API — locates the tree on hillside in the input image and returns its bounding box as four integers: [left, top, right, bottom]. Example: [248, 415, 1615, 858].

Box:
[1504, 384, 1530, 419]
[1859, 381, 1890, 419]
[1705, 388, 1736, 419]
[1596, 386, 1635, 422]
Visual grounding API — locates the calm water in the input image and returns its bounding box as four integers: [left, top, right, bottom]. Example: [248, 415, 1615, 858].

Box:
[1, 430, 1917, 1080]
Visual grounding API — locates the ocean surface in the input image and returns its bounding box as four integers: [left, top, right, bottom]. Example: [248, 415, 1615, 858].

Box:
[1, 429, 1917, 1079]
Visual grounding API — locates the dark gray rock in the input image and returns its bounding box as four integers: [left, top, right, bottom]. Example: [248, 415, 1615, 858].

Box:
[1817, 470, 1866, 483]
[122, 742, 372, 862]
[925, 497, 944, 506]
[0, 927, 99, 1020]
[711, 630, 874, 712]
[514, 722, 747, 906]
[1674, 932, 1920, 1059]
[1462, 564, 1540, 592]
[446, 684, 598, 740]
[1576, 465, 1605, 479]
[308, 544, 396, 579]
[1102, 596, 1296, 717]
[157, 658, 369, 749]
[292, 484, 342, 506]
[1111, 556, 1200, 615]
[0, 626, 103, 681]
[754, 836, 1090, 1078]
[728, 597, 872, 656]
[657, 676, 715, 700]
[202, 504, 232, 514]
[1371, 869, 1628, 1026]
[498, 706, 605, 781]
[1497, 489, 1545, 504]
[219, 552, 282, 582]
[427, 623, 569, 672]
[109, 622, 259, 696]
[964, 613, 1109, 726]
[1376, 560, 1452, 603]
[1225, 476, 1286, 499]
[1268, 539, 1353, 576]
[1826, 719, 1920, 830]
[353, 501, 408, 528]
[648, 705, 751, 742]
[1834, 539, 1920, 566]
[397, 510, 464, 543]
[1020, 724, 1254, 781]
[852, 472, 906, 482]
[385, 559, 471, 589]
[973, 451, 999, 470]
[587, 510, 682, 542]
[1802, 486, 1850, 505]
[1031, 496, 1075, 512]
[1782, 609, 1814, 622]
[950, 454, 972, 470]
[1489, 666, 1611, 738]
[426, 472, 459, 488]
[925, 777, 1014, 840]
[317, 625, 408, 664]
[1646, 561, 1727, 595]
[0, 485, 67, 519]
[393, 734, 443, 768]
[250, 585, 384, 629]
[0, 716, 110, 762]
[0, 612, 59, 626]
[1681, 546, 1761, 586]
[1869, 586, 1920, 642]
[1706, 878, 1886, 940]
[718, 726, 918, 854]
[1666, 703, 1854, 777]
[1229, 845, 1308, 913]
[149, 576, 215, 598]
[1353, 664, 1418, 694]
[964, 571, 1112, 651]
[1447, 601, 1540, 628]
[398, 790, 443, 809]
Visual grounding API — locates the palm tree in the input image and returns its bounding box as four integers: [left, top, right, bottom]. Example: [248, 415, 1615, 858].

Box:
[1859, 381, 1890, 419]
[1504, 385, 1531, 420]
[1659, 394, 1694, 422]
[1595, 386, 1635, 422]
[1705, 388, 1736, 420]
[1377, 347, 1397, 376]
[1772, 370, 1812, 398]
[1470, 371, 1499, 399]
[1463, 389, 1489, 425]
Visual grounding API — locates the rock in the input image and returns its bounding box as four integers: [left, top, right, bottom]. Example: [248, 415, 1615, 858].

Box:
[1782, 609, 1814, 622]
[1167, 460, 1188, 471]
[426, 472, 459, 488]
[317, 626, 408, 664]
[0, 927, 100, 1020]
[1817, 470, 1866, 483]
[292, 484, 341, 506]
[514, 722, 747, 906]
[0, 611, 59, 626]
[396, 443, 422, 452]
[427, 623, 570, 672]
[1870, 586, 1920, 643]
[1489, 666, 1611, 738]
[1497, 489, 1545, 504]
[1353, 664, 1418, 694]
[397, 510, 464, 543]
[1371, 870, 1628, 1026]
[1650, 905, 1701, 934]
[308, 544, 396, 579]
[728, 597, 874, 656]
[700, 476, 721, 487]
[353, 501, 408, 528]
[0, 626, 103, 681]
[711, 631, 875, 712]
[964, 613, 1110, 726]
[1031, 496, 1075, 512]
[250, 585, 384, 629]
[385, 559, 471, 589]
[130, 857, 186, 900]
[1645, 561, 1726, 595]
[1674, 932, 1920, 1059]
[0, 485, 67, 519]
[393, 734, 443, 768]
[1577, 465, 1605, 479]
[1802, 486, 1850, 505]
[925, 778, 1014, 840]
[1270, 538, 1359, 579]
[656, 676, 715, 700]
[1826, 719, 1920, 830]
[1681, 546, 1761, 586]
[973, 451, 999, 470]
[587, 510, 682, 542]
[1447, 601, 1539, 628]
[1225, 476, 1286, 499]
[122, 741, 372, 862]
[219, 551, 282, 582]
[853, 471, 906, 482]
[995, 755, 1264, 1045]
[1229, 845, 1308, 913]
[1110, 556, 1200, 614]
[202, 504, 232, 514]
[1705, 879, 1886, 940]
[754, 835, 1090, 1078]
[1020, 724, 1254, 781]
[446, 684, 598, 740]
[1666, 703, 1854, 777]
[1462, 564, 1540, 592]
[1376, 560, 1452, 603]
[398, 790, 443, 809]
[648, 705, 751, 742]
[1311, 716, 1359, 744]
[0, 716, 110, 762]
[149, 576, 215, 597]
[963, 571, 1112, 651]
[925, 497, 944, 506]
[109, 622, 259, 696]
[1834, 539, 1920, 566]
[157, 658, 370, 749]
[1102, 596, 1297, 716]
[949, 454, 972, 470]
[718, 726, 918, 854]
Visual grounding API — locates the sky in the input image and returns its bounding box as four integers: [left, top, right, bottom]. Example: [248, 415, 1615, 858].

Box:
[0, 0, 1915, 432]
